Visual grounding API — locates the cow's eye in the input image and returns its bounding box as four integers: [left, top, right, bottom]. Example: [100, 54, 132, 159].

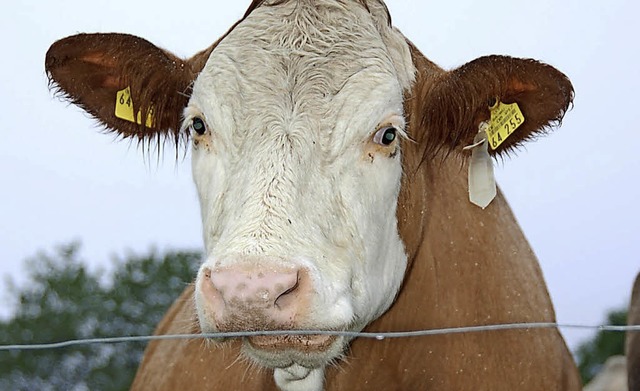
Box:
[373, 126, 397, 146]
[191, 117, 207, 135]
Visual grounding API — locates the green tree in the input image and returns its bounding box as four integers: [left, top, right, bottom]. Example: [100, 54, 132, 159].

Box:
[0, 243, 200, 391]
[575, 308, 628, 385]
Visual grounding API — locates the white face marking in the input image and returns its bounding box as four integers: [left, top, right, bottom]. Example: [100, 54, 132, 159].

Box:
[188, 0, 416, 375]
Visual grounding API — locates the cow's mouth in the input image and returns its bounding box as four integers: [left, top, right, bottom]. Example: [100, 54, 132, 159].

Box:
[247, 334, 337, 353]
[240, 332, 345, 369]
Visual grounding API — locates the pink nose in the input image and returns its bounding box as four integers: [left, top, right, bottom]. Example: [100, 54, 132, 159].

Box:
[202, 266, 306, 327]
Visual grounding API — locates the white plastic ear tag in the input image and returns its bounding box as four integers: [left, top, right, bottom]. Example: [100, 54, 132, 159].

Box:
[467, 122, 496, 209]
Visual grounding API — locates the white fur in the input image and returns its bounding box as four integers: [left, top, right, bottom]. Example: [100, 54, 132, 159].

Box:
[274, 365, 325, 391]
[188, 0, 416, 387]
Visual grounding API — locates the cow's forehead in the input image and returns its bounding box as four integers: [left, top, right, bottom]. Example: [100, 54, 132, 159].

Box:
[189, 1, 408, 155]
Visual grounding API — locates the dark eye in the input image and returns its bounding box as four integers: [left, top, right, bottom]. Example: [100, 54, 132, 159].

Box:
[373, 126, 397, 146]
[192, 117, 207, 135]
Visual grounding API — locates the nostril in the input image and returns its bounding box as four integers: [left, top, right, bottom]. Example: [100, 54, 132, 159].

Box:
[274, 272, 300, 310]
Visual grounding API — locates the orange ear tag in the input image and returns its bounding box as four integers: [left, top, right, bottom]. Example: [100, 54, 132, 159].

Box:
[486, 101, 525, 150]
[115, 87, 154, 127]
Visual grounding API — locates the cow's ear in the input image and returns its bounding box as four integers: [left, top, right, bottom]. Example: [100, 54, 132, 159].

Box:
[45, 33, 210, 145]
[412, 55, 574, 158]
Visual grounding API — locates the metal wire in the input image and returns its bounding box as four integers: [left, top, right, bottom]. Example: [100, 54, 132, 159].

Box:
[2, 323, 639, 351]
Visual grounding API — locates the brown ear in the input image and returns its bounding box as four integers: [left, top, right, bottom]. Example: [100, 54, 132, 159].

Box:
[45, 33, 211, 146]
[412, 53, 574, 158]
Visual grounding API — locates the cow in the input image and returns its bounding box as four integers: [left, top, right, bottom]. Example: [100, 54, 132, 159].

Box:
[629, 272, 640, 391]
[584, 356, 627, 391]
[45, 1, 581, 390]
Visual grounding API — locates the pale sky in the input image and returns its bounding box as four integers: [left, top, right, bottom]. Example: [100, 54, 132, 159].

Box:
[1, 0, 638, 352]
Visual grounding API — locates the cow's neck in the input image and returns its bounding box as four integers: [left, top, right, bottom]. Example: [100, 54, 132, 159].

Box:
[373, 133, 553, 336]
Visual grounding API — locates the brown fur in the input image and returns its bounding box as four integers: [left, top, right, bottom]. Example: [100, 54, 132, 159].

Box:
[45, 1, 580, 389]
[628, 273, 640, 391]
[408, 43, 574, 160]
[46, 33, 195, 147]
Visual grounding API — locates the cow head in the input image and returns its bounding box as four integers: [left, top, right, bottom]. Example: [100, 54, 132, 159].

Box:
[46, 0, 573, 389]
[188, 0, 416, 374]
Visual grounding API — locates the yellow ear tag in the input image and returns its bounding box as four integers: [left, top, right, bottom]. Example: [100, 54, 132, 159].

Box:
[486, 101, 525, 150]
[115, 87, 154, 127]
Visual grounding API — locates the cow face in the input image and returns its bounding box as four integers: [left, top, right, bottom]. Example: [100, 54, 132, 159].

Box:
[188, 1, 415, 369]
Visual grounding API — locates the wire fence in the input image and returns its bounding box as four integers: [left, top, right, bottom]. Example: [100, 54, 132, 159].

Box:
[2, 322, 639, 352]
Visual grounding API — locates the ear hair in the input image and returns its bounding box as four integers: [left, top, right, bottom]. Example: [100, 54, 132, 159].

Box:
[45, 33, 202, 151]
[406, 47, 574, 161]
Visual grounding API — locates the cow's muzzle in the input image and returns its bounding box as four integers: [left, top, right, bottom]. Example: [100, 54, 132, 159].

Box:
[198, 263, 337, 352]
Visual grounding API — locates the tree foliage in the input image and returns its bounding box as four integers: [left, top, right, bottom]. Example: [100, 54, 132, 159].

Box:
[575, 308, 628, 385]
[0, 243, 200, 391]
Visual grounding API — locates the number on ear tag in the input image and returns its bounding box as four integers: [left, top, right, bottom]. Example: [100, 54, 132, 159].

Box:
[486, 102, 525, 150]
[115, 87, 154, 127]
